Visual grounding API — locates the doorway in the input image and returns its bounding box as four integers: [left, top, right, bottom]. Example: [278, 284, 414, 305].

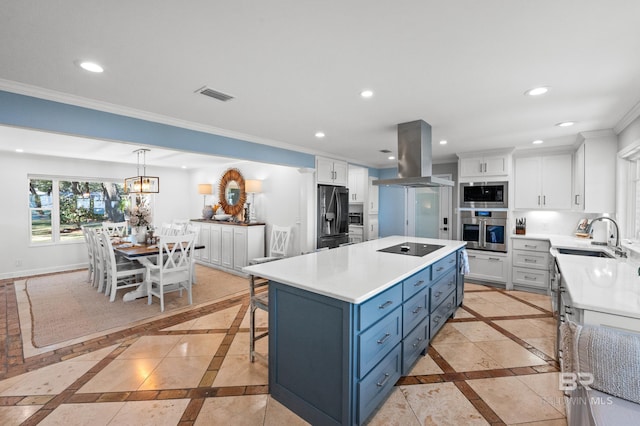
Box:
[406, 174, 453, 239]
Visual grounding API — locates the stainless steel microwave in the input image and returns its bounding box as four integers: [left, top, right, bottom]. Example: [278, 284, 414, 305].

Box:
[460, 181, 508, 209]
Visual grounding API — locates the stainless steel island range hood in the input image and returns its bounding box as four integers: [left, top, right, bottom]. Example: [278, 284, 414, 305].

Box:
[373, 120, 454, 187]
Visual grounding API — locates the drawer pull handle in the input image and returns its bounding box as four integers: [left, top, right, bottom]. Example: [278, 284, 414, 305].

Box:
[377, 333, 391, 345]
[488, 257, 500, 261]
[413, 279, 425, 287]
[436, 266, 444, 272]
[412, 306, 423, 314]
[447, 302, 453, 309]
[378, 300, 393, 310]
[524, 258, 537, 263]
[524, 275, 537, 280]
[434, 291, 442, 298]
[433, 315, 441, 324]
[448, 259, 455, 264]
[524, 244, 537, 249]
[448, 280, 454, 287]
[412, 337, 424, 348]
[376, 373, 391, 388]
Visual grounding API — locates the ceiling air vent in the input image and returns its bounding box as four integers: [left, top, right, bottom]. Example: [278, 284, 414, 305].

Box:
[196, 86, 234, 102]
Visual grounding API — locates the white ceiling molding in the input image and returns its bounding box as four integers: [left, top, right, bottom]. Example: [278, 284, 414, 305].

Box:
[614, 99, 640, 135]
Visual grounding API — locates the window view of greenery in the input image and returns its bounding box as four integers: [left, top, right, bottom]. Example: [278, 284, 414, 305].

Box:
[29, 178, 127, 243]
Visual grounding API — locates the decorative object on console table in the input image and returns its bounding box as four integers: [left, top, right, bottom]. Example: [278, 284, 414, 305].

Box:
[198, 184, 214, 219]
[515, 217, 526, 235]
[124, 148, 159, 194]
[245, 179, 262, 223]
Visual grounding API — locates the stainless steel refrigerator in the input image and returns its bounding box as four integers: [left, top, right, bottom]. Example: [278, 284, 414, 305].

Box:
[317, 184, 349, 249]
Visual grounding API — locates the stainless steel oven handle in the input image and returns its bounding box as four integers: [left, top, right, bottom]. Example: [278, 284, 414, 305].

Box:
[481, 220, 487, 248]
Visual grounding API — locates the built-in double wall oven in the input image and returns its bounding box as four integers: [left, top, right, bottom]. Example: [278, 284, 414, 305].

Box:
[461, 210, 508, 252]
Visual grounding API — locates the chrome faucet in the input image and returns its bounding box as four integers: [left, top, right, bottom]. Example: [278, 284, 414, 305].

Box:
[591, 216, 627, 258]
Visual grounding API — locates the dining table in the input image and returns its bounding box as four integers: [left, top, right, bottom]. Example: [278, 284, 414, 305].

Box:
[112, 239, 204, 301]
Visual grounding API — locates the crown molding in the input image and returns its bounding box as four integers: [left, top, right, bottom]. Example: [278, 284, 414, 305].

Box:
[614, 99, 640, 134]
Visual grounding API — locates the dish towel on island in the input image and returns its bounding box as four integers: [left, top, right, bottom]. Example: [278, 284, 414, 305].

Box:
[462, 249, 470, 274]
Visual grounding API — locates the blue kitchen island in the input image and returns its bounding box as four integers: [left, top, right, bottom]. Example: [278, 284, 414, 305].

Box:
[243, 236, 466, 425]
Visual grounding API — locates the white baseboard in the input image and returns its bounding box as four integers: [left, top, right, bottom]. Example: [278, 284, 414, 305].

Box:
[0, 263, 87, 280]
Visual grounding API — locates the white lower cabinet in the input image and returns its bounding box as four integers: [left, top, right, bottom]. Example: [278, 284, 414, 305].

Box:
[349, 225, 363, 244]
[511, 238, 551, 293]
[465, 250, 508, 283]
[192, 220, 265, 276]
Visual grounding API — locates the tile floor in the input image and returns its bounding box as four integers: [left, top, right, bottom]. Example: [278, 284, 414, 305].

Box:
[0, 274, 566, 425]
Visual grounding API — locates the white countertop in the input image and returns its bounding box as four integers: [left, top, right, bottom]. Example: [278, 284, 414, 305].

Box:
[243, 236, 466, 304]
[512, 232, 640, 319]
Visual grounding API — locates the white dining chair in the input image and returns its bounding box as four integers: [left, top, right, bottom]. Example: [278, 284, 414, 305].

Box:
[81, 225, 95, 284]
[185, 222, 201, 284]
[99, 233, 147, 301]
[171, 219, 189, 235]
[88, 228, 108, 291]
[144, 233, 196, 312]
[248, 225, 292, 362]
[102, 221, 128, 237]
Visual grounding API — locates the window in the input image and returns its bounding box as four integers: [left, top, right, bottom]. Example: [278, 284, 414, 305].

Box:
[28, 177, 127, 244]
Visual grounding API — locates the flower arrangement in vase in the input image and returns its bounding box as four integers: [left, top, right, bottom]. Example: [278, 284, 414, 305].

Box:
[126, 197, 152, 243]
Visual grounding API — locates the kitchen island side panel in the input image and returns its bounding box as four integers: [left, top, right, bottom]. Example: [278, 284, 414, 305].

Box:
[269, 282, 355, 426]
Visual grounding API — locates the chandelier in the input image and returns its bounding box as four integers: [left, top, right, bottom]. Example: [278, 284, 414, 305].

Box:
[124, 148, 159, 194]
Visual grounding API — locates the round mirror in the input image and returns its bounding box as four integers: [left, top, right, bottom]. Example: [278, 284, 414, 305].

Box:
[218, 168, 246, 217]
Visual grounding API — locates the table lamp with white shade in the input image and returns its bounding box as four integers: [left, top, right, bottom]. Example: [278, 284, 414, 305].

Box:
[198, 183, 214, 219]
[245, 179, 262, 223]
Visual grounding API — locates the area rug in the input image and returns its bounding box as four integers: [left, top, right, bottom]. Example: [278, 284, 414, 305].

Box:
[25, 265, 249, 348]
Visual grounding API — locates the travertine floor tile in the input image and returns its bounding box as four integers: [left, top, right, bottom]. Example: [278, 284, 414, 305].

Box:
[430, 323, 471, 345]
[464, 283, 494, 291]
[508, 419, 567, 426]
[240, 307, 268, 329]
[139, 355, 211, 390]
[467, 376, 565, 424]
[453, 306, 475, 318]
[166, 333, 225, 358]
[78, 358, 163, 393]
[524, 337, 556, 358]
[212, 354, 268, 387]
[432, 342, 502, 371]
[116, 335, 182, 359]
[194, 395, 267, 426]
[494, 319, 555, 339]
[474, 340, 547, 368]
[227, 331, 268, 356]
[0, 359, 99, 396]
[367, 387, 420, 426]
[190, 304, 242, 330]
[264, 396, 310, 426]
[452, 321, 510, 342]
[407, 353, 444, 376]
[401, 382, 489, 425]
[0, 406, 42, 426]
[109, 398, 191, 425]
[39, 402, 124, 426]
[517, 372, 566, 416]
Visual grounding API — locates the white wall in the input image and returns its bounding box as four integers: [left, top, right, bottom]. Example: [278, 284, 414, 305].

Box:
[0, 151, 190, 279]
[189, 160, 312, 256]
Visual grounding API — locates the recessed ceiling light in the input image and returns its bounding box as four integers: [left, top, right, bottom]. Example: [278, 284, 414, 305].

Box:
[181, 165, 187, 169]
[15, 148, 24, 153]
[361, 89, 374, 98]
[556, 121, 575, 127]
[315, 131, 325, 138]
[388, 156, 395, 160]
[525, 86, 549, 96]
[532, 139, 544, 145]
[79, 61, 104, 73]
[439, 140, 447, 145]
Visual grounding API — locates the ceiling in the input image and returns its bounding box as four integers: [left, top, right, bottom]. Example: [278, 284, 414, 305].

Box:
[1, 0, 640, 169]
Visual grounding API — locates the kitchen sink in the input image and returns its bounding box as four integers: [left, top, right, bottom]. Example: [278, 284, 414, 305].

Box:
[556, 248, 615, 258]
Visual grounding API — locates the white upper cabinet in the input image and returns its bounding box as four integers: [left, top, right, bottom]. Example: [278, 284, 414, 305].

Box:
[572, 130, 617, 213]
[514, 154, 572, 210]
[348, 165, 367, 202]
[368, 176, 379, 213]
[458, 150, 512, 180]
[317, 156, 348, 186]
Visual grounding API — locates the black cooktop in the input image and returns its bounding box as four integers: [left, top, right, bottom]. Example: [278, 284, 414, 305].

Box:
[377, 242, 444, 257]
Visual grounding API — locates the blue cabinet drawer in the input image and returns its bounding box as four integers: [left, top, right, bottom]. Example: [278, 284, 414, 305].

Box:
[358, 307, 402, 378]
[430, 291, 456, 337]
[430, 269, 456, 313]
[357, 284, 402, 332]
[402, 286, 429, 337]
[402, 317, 429, 375]
[402, 266, 431, 300]
[432, 252, 457, 282]
[358, 344, 402, 424]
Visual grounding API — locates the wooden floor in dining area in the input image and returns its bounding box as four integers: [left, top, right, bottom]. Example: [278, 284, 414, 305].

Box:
[0, 267, 566, 426]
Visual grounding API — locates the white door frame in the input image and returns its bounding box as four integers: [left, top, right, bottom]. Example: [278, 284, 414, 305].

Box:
[405, 174, 453, 239]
